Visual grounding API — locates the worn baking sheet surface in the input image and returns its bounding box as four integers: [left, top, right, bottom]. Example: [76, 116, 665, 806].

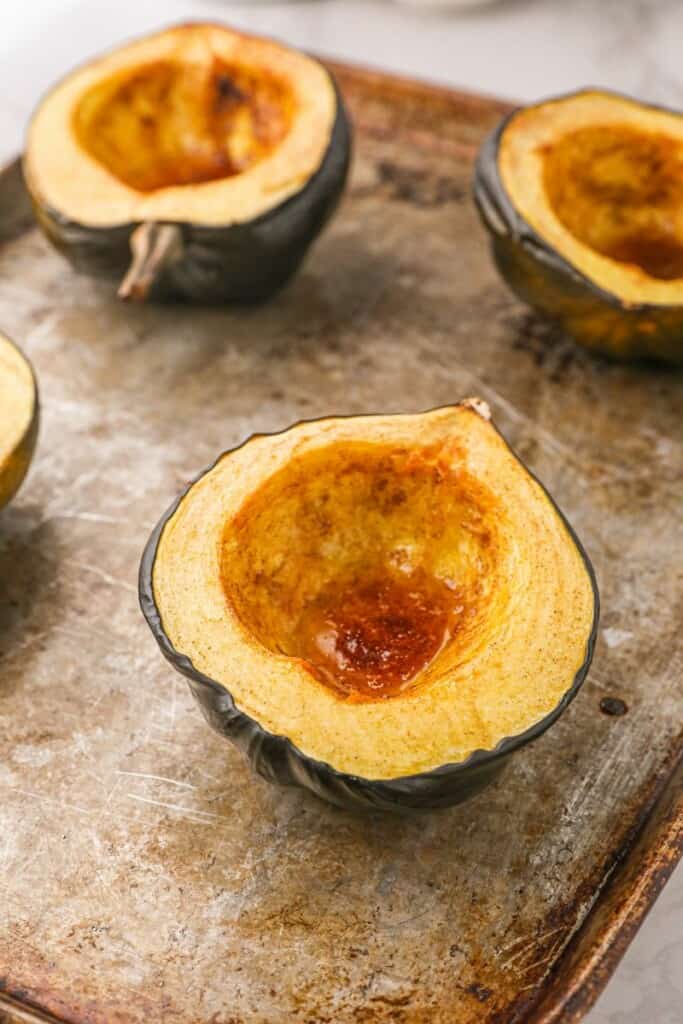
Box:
[0, 63, 682, 1024]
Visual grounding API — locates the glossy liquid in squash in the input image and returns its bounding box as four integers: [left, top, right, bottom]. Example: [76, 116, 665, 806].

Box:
[296, 567, 465, 700]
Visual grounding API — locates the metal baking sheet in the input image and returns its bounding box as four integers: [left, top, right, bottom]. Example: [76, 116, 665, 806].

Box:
[0, 62, 681, 1024]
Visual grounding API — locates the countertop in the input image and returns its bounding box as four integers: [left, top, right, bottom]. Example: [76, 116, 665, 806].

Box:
[1, 3, 681, 1022]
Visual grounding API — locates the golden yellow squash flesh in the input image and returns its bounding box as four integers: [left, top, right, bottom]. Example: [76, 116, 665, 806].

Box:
[0, 334, 39, 511]
[540, 123, 683, 285]
[73, 58, 295, 194]
[223, 439, 502, 703]
[25, 23, 338, 229]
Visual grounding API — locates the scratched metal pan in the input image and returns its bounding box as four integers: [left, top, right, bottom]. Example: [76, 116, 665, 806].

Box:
[0, 63, 681, 1024]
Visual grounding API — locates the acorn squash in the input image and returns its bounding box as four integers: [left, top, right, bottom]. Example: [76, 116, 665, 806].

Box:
[0, 333, 39, 511]
[24, 23, 351, 303]
[474, 89, 683, 363]
[140, 401, 598, 812]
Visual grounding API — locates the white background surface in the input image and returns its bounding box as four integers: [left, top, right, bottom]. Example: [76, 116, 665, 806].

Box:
[1, 3, 681, 1022]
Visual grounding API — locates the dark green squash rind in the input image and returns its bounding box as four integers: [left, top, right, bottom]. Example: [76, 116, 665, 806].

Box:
[473, 90, 683, 364]
[26, 76, 351, 304]
[138, 406, 599, 813]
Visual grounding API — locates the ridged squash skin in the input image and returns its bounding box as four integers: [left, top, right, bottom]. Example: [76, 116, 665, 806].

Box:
[474, 91, 683, 364]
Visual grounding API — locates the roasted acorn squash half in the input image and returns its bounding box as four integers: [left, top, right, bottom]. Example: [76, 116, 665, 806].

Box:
[24, 23, 351, 303]
[140, 402, 598, 812]
[474, 89, 683, 363]
[0, 333, 39, 511]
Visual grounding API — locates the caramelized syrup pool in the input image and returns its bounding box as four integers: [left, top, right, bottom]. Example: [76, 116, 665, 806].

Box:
[297, 568, 462, 700]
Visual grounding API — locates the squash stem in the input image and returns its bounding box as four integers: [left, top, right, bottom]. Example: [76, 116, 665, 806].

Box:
[118, 222, 183, 302]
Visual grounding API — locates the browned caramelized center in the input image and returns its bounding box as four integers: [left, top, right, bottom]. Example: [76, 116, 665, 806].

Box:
[220, 441, 503, 703]
[73, 59, 294, 191]
[296, 568, 461, 699]
[542, 123, 683, 279]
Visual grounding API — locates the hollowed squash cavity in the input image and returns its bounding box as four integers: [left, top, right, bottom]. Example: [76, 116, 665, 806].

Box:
[542, 124, 683, 280]
[73, 59, 295, 192]
[221, 442, 502, 701]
